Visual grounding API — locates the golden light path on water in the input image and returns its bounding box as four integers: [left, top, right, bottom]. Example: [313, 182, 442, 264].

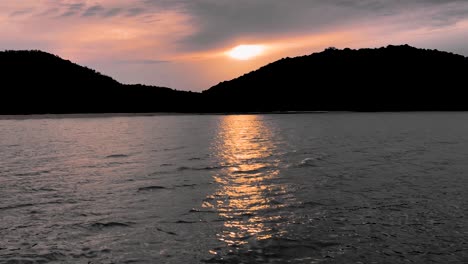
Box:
[204, 115, 296, 253]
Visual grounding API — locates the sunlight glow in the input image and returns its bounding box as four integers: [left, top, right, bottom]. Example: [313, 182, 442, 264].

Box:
[203, 115, 296, 251]
[227, 45, 265, 60]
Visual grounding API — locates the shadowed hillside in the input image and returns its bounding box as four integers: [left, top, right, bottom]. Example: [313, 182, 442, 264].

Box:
[0, 50, 201, 114]
[204, 45, 468, 112]
[1, 45, 468, 114]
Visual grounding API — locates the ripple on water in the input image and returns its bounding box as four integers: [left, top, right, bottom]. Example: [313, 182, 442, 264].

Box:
[137, 185, 167, 192]
[2, 114, 468, 264]
[204, 236, 341, 264]
[105, 154, 129, 159]
[0, 203, 35, 211]
[90, 222, 133, 229]
[231, 166, 269, 175]
[1, 252, 67, 264]
[177, 165, 226, 172]
[13, 170, 51, 177]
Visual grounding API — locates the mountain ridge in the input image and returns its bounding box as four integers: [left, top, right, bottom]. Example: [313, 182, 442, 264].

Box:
[1, 45, 468, 114]
[0, 50, 201, 114]
[203, 44, 468, 111]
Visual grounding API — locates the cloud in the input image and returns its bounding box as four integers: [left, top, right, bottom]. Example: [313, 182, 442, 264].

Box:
[59, 3, 86, 17]
[65, 3, 85, 13]
[103, 8, 122, 17]
[82, 5, 105, 17]
[116, 59, 170, 64]
[132, 0, 468, 52]
[2, 0, 468, 90]
[10, 8, 34, 17]
[126, 7, 145, 17]
[38, 8, 60, 17]
[4, 1, 468, 58]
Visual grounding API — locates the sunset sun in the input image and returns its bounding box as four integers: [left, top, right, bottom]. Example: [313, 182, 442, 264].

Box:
[227, 45, 265, 60]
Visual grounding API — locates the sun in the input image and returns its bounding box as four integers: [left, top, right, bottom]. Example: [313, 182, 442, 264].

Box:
[227, 45, 265, 60]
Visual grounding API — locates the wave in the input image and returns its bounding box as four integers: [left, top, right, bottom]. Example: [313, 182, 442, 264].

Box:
[163, 146, 186, 151]
[175, 220, 199, 224]
[14, 170, 50, 177]
[138, 184, 197, 191]
[155, 227, 177, 236]
[176, 165, 225, 171]
[90, 221, 133, 229]
[0, 203, 35, 211]
[232, 166, 269, 175]
[204, 237, 341, 263]
[174, 184, 197, 188]
[188, 208, 216, 214]
[137, 185, 167, 192]
[105, 154, 129, 158]
[2, 252, 67, 263]
[297, 155, 328, 167]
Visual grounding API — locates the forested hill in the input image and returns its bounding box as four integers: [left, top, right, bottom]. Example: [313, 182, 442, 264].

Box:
[0, 50, 200, 114]
[203, 45, 468, 112]
[2, 45, 468, 114]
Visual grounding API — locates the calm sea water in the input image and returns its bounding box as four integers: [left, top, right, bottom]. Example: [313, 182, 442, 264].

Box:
[0, 113, 467, 264]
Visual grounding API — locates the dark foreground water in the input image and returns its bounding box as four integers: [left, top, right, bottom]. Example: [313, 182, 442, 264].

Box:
[0, 113, 467, 264]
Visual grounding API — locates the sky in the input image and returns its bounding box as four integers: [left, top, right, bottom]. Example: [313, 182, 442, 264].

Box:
[2, 0, 468, 91]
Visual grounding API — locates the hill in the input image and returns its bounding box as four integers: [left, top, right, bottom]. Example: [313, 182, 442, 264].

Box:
[0, 50, 200, 114]
[2, 45, 468, 114]
[203, 45, 468, 111]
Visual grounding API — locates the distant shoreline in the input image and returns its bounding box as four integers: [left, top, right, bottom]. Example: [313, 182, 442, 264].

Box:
[2, 111, 468, 120]
[0, 111, 331, 120]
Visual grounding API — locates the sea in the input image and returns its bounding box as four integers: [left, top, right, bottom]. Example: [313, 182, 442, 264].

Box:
[0, 113, 467, 264]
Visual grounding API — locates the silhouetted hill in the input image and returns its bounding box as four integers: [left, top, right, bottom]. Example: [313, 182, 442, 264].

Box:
[0, 50, 200, 114]
[2, 46, 468, 114]
[203, 45, 468, 111]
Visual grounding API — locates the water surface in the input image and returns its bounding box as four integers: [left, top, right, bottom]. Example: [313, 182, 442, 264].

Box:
[1, 113, 467, 263]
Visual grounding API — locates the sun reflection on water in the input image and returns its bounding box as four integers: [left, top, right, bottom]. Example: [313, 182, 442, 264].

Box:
[205, 115, 294, 251]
